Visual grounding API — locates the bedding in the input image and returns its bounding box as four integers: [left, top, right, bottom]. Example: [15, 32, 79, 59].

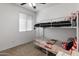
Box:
[34, 39, 73, 55]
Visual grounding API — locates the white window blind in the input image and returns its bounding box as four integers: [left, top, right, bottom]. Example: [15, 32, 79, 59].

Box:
[19, 13, 33, 32]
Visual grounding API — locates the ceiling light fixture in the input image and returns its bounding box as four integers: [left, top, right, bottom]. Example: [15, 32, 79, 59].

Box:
[28, 3, 32, 7]
[20, 3, 46, 9]
[28, 3, 36, 9]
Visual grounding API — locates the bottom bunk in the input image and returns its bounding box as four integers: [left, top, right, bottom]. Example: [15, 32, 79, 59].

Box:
[34, 38, 77, 56]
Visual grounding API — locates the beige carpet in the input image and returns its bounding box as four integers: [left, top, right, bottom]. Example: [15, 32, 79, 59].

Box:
[0, 41, 46, 56]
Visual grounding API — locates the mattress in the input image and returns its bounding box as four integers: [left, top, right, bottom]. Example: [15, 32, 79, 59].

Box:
[34, 20, 71, 27]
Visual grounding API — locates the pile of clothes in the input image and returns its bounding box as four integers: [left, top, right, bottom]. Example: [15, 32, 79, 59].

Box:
[62, 37, 77, 52]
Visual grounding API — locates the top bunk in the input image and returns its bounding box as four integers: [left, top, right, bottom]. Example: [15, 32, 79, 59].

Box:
[34, 17, 77, 28]
[34, 20, 72, 28]
[34, 11, 78, 28]
[34, 20, 77, 28]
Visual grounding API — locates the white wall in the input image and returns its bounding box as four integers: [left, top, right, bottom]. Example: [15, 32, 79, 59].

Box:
[36, 3, 78, 23]
[36, 28, 76, 41]
[0, 3, 36, 51]
[44, 28, 76, 41]
[36, 3, 77, 41]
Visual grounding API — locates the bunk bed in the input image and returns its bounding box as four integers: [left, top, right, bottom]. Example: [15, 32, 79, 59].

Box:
[34, 17, 77, 56]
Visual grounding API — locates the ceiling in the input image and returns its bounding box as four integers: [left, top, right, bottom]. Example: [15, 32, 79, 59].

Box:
[16, 3, 60, 12]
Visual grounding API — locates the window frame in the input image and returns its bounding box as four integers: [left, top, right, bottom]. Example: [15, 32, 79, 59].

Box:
[19, 12, 33, 32]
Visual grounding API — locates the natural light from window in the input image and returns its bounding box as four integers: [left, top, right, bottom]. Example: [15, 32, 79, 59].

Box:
[19, 13, 33, 32]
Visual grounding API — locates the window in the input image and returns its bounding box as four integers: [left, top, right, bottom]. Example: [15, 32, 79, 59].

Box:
[19, 13, 33, 32]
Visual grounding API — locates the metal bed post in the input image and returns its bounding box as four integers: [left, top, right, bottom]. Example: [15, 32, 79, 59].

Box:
[76, 12, 79, 52]
[43, 28, 45, 40]
[43, 27, 48, 56]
